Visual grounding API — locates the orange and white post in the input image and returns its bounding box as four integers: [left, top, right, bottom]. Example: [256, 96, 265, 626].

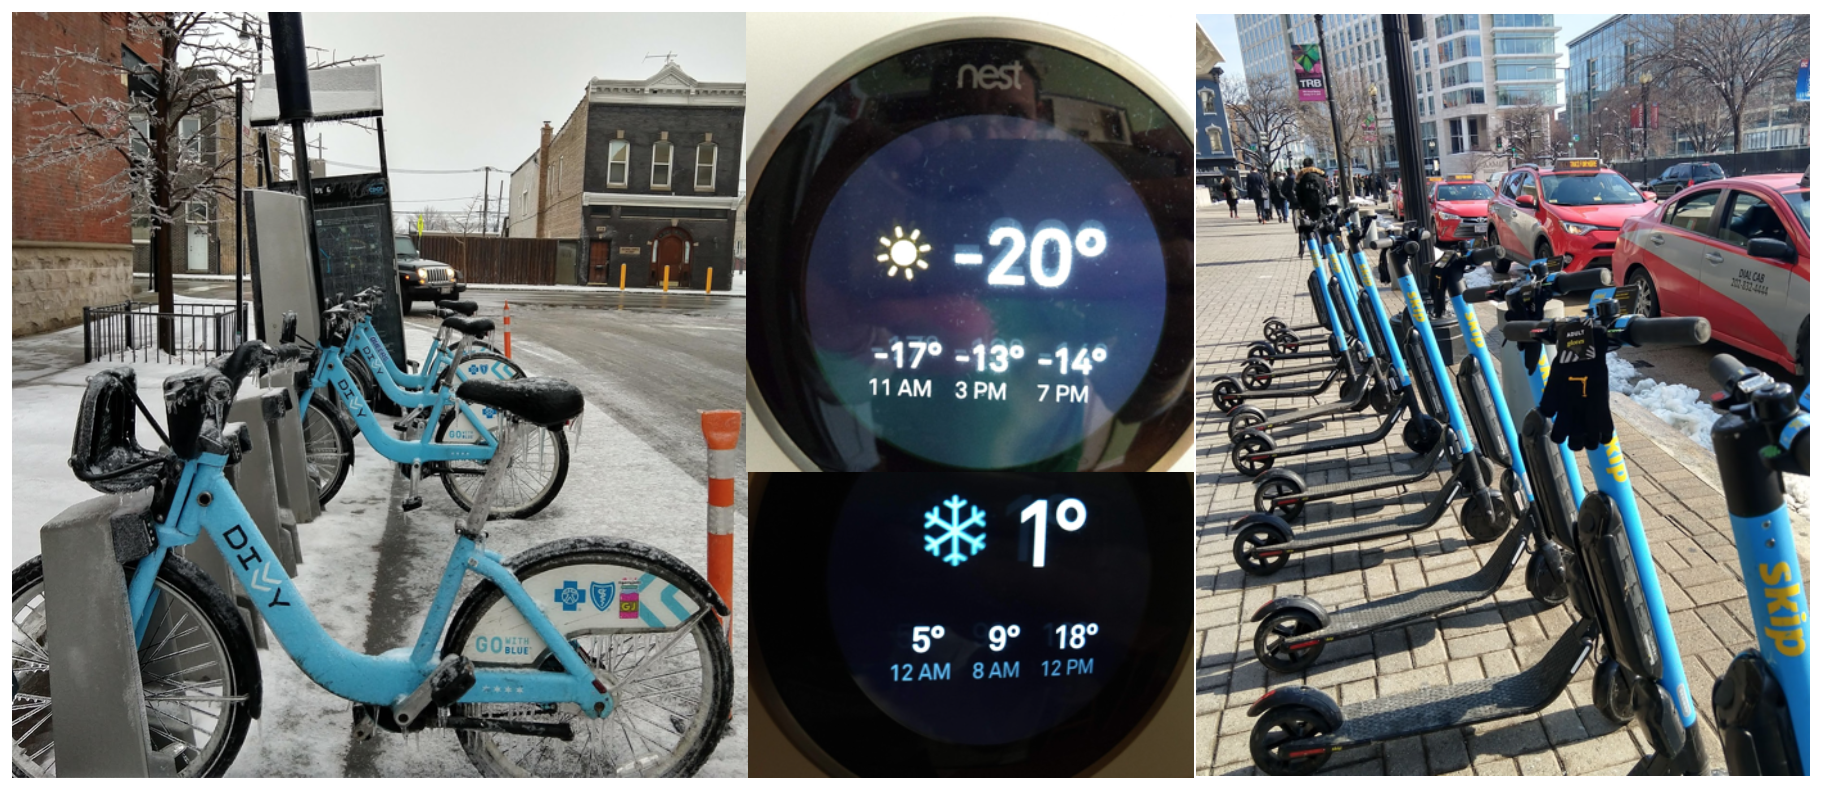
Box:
[502, 302, 512, 358]
[700, 410, 740, 645]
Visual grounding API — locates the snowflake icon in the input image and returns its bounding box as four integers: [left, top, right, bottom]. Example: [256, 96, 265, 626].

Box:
[923, 495, 987, 566]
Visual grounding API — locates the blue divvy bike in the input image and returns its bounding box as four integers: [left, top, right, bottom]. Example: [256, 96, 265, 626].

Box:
[296, 297, 566, 519]
[12, 342, 731, 777]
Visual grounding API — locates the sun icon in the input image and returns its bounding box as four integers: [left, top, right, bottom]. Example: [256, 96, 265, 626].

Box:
[877, 225, 931, 280]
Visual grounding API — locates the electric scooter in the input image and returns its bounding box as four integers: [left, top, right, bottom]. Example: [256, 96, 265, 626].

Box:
[1246, 299, 1713, 776]
[1247, 254, 1611, 672]
[1227, 221, 1510, 575]
[1707, 356, 1810, 776]
[1214, 218, 1370, 409]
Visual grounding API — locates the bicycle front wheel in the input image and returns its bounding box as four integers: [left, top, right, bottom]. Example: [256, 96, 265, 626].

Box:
[442, 538, 733, 777]
[302, 391, 355, 505]
[12, 554, 258, 777]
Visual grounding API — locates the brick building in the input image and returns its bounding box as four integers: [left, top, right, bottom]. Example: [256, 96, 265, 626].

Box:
[508, 61, 744, 290]
[12, 13, 156, 335]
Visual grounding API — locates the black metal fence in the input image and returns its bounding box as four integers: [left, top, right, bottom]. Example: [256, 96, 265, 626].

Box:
[82, 301, 249, 365]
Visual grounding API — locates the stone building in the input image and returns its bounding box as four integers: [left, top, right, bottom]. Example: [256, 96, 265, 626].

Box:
[508, 61, 744, 290]
[12, 13, 156, 335]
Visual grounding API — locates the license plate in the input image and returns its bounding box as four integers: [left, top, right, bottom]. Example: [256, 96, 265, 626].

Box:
[1467, 221, 1487, 234]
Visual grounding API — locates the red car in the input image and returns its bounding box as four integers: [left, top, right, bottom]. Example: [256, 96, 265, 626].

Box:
[1427, 175, 1495, 242]
[1486, 158, 1660, 273]
[1615, 173, 1811, 376]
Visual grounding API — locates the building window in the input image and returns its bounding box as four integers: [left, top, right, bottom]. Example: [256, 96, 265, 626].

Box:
[186, 200, 209, 223]
[179, 116, 202, 159]
[1450, 119, 1465, 154]
[606, 140, 629, 188]
[1492, 14, 1554, 28]
[1437, 35, 1481, 63]
[1206, 126, 1224, 151]
[1494, 33, 1555, 55]
[1199, 89, 1216, 114]
[520, 189, 528, 217]
[1440, 62, 1482, 88]
[651, 140, 673, 189]
[695, 142, 717, 191]
[1434, 14, 1478, 37]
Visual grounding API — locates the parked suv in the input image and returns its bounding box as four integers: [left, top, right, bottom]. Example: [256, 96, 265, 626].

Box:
[394, 234, 463, 313]
[1614, 173, 1809, 376]
[1486, 158, 1660, 274]
[1643, 161, 1727, 201]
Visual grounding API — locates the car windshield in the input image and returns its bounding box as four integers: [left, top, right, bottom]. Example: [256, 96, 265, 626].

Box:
[1437, 183, 1494, 201]
[1540, 172, 1647, 206]
[394, 236, 419, 258]
[1695, 163, 1725, 180]
[1783, 190, 1809, 232]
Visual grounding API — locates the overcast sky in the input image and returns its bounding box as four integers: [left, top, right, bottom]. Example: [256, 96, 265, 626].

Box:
[1195, 13, 1612, 106]
[291, 13, 745, 228]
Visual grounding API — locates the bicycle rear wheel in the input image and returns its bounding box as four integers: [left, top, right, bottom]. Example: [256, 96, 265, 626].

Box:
[442, 538, 733, 777]
[435, 414, 570, 520]
[11, 554, 258, 777]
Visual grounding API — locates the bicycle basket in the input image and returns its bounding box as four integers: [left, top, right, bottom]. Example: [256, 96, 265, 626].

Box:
[69, 367, 168, 494]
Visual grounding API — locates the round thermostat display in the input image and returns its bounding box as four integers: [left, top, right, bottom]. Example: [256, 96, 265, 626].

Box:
[752, 473, 1189, 776]
[748, 22, 1194, 471]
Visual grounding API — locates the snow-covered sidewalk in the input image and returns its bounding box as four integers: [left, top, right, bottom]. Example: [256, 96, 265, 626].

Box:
[11, 324, 747, 776]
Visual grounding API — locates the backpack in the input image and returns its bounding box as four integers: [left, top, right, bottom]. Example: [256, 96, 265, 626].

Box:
[1295, 170, 1328, 217]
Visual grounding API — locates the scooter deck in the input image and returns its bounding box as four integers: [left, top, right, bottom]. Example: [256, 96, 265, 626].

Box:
[1251, 378, 1377, 435]
[1241, 360, 1348, 400]
[1286, 519, 1527, 646]
[1275, 477, 1464, 555]
[1267, 393, 1412, 458]
[1313, 618, 1595, 749]
[1250, 358, 1338, 381]
[1281, 427, 1447, 502]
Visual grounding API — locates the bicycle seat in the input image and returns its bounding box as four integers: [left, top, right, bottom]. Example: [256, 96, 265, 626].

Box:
[69, 367, 169, 494]
[442, 315, 495, 338]
[437, 299, 478, 316]
[455, 377, 583, 428]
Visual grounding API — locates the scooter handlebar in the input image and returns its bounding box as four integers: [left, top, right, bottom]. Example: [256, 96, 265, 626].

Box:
[1708, 353, 1754, 390]
[1469, 246, 1501, 265]
[1553, 268, 1613, 294]
[1464, 280, 1515, 303]
[1621, 316, 1710, 347]
[1500, 319, 1546, 340]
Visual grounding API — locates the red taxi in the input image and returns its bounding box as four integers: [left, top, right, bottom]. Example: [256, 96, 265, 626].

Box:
[1486, 158, 1660, 273]
[1615, 173, 1810, 375]
[1427, 175, 1496, 242]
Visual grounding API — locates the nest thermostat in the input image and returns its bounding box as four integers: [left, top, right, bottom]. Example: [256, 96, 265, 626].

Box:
[751, 473, 1190, 775]
[746, 18, 1194, 471]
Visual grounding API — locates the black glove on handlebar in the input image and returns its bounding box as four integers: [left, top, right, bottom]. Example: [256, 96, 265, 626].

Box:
[1538, 323, 1613, 450]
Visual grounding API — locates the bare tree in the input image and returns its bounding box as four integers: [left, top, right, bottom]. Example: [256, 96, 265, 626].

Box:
[14, 13, 375, 349]
[1222, 71, 1305, 172]
[1494, 96, 1551, 164]
[1303, 70, 1378, 176]
[1657, 77, 1729, 155]
[1629, 14, 1808, 153]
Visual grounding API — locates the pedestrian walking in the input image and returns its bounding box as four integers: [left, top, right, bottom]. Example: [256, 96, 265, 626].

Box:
[1218, 174, 1239, 218]
[1266, 170, 1288, 223]
[1245, 167, 1270, 224]
[1279, 171, 1295, 223]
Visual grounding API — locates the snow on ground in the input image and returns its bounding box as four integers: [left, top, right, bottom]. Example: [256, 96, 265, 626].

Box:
[1462, 263, 1495, 290]
[1607, 352, 1809, 518]
[12, 324, 746, 776]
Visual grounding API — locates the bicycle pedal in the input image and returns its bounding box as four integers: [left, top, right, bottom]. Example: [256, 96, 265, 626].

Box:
[393, 654, 476, 728]
[351, 705, 379, 742]
[400, 496, 424, 512]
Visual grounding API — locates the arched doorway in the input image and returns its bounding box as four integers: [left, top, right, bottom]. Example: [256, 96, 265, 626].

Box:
[650, 226, 693, 287]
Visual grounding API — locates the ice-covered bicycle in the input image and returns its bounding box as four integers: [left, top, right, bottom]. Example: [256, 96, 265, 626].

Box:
[12, 342, 731, 777]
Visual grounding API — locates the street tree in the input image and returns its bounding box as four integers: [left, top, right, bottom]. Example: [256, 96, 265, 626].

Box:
[1628, 14, 1809, 153]
[1222, 71, 1304, 172]
[1494, 95, 1551, 164]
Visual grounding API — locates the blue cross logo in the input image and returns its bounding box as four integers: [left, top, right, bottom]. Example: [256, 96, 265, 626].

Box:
[554, 580, 585, 612]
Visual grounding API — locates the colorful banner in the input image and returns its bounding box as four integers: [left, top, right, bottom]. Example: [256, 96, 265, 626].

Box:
[1292, 43, 1327, 102]
[1799, 59, 1810, 102]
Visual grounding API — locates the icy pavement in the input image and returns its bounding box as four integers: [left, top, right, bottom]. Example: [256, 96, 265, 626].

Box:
[11, 324, 747, 777]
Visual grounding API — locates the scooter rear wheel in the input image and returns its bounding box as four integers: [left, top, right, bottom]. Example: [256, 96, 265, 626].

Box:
[1254, 608, 1326, 673]
[1252, 470, 1307, 521]
[1228, 405, 1268, 440]
[1232, 520, 1292, 575]
[1212, 378, 1244, 411]
[1250, 705, 1335, 775]
[1240, 360, 1275, 390]
[1231, 431, 1277, 477]
[1263, 317, 1288, 337]
[1247, 341, 1278, 362]
[1271, 330, 1303, 354]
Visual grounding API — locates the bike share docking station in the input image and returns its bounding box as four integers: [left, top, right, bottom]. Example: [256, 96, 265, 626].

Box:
[32, 15, 332, 775]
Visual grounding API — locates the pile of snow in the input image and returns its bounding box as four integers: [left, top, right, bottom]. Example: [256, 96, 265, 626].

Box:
[1462, 264, 1495, 290]
[1607, 352, 1809, 518]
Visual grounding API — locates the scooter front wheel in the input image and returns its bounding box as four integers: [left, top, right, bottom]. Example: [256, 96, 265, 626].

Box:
[1459, 490, 1511, 543]
[1592, 658, 1638, 725]
[1525, 543, 1571, 606]
[1402, 415, 1443, 454]
[1250, 704, 1335, 775]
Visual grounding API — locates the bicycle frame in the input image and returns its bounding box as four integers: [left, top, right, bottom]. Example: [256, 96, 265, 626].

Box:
[352, 315, 452, 392]
[122, 451, 610, 714]
[301, 348, 499, 465]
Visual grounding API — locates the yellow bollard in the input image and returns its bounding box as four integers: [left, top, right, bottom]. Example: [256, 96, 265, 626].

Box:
[619, 263, 626, 291]
[663, 265, 670, 292]
[705, 267, 713, 294]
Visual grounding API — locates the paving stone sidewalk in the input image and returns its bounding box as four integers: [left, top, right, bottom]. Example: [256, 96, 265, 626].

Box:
[1192, 201, 1806, 776]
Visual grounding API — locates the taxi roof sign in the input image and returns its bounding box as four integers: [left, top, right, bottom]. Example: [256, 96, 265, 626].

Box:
[1426, 176, 1444, 182]
[1555, 157, 1603, 171]
[1446, 174, 1476, 181]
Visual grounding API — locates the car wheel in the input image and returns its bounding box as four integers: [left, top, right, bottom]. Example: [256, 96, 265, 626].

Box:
[1534, 239, 1554, 269]
[1627, 267, 1660, 318]
[400, 298, 413, 315]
